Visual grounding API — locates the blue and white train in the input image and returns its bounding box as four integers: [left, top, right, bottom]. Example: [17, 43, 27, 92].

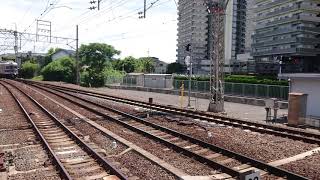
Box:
[0, 61, 18, 78]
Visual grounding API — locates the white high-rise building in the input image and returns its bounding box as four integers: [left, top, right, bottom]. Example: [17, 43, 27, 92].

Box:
[176, 0, 247, 74]
[176, 0, 210, 74]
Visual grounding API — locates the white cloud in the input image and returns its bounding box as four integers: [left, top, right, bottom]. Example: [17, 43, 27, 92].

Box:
[0, 0, 178, 63]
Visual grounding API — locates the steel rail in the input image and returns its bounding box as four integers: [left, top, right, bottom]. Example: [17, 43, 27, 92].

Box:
[27, 81, 308, 180]
[26, 81, 241, 177]
[0, 81, 72, 180]
[22, 80, 320, 145]
[3, 80, 128, 180]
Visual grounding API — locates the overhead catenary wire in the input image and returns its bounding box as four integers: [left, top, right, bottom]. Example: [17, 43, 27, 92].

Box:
[21, 0, 61, 33]
[172, 0, 177, 7]
[83, 0, 171, 32]
[52, 0, 131, 33]
[3, 0, 176, 55]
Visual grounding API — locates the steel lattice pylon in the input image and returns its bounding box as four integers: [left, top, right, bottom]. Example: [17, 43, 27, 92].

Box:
[0, 28, 76, 67]
[205, 0, 229, 113]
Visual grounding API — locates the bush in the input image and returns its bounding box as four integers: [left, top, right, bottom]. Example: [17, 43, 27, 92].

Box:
[174, 75, 288, 86]
[32, 75, 43, 81]
[20, 61, 39, 79]
[103, 68, 124, 84]
[81, 67, 124, 87]
[41, 57, 76, 83]
[81, 70, 105, 87]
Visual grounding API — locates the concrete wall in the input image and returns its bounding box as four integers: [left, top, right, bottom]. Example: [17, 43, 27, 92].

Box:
[291, 78, 320, 117]
[144, 75, 173, 89]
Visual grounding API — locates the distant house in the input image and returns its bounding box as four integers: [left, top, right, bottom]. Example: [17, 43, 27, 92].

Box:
[154, 60, 168, 74]
[142, 57, 168, 74]
[51, 49, 75, 61]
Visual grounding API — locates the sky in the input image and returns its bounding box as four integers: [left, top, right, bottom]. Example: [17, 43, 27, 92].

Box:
[0, 0, 178, 63]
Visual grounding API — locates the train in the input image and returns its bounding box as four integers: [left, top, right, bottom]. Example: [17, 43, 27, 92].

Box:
[0, 61, 18, 78]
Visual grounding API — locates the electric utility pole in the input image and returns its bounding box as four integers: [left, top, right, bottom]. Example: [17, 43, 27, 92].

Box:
[139, 0, 147, 19]
[89, 0, 102, 10]
[139, 0, 160, 19]
[14, 29, 20, 66]
[205, 0, 230, 113]
[144, 0, 146, 18]
[76, 25, 80, 85]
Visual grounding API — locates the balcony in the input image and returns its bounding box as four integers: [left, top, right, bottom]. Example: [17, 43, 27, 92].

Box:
[252, 48, 320, 57]
[300, 15, 320, 23]
[258, 4, 320, 20]
[253, 26, 320, 38]
[255, 0, 291, 12]
[252, 37, 320, 47]
[256, 15, 320, 30]
[302, 26, 320, 34]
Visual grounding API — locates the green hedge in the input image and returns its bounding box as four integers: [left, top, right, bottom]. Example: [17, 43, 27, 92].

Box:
[174, 75, 288, 86]
[41, 57, 76, 83]
[20, 61, 39, 79]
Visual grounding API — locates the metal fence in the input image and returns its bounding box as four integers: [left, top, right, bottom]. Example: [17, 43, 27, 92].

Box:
[121, 76, 137, 86]
[173, 80, 289, 100]
[106, 76, 139, 86]
[105, 76, 124, 85]
[109, 76, 289, 100]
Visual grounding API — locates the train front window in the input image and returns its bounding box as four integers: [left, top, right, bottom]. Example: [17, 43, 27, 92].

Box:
[5, 66, 16, 70]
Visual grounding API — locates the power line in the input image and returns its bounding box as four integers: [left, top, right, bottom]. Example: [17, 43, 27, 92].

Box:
[84, 0, 171, 32]
[78, 0, 131, 24]
[21, 1, 58, 33]
[172, 0, 177, 7]
[104, 19, 176, 42]
[53, 0, 130, 33]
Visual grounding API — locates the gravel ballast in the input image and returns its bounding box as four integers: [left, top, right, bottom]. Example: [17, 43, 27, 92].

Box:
[12, 81, 179, 179]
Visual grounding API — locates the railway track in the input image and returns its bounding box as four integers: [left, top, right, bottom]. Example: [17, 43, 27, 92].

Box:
[0, 81, 127, 180]
[0, 83, 61, 180]
[20, 80, 320, 145]
[15, 80, 308, 179]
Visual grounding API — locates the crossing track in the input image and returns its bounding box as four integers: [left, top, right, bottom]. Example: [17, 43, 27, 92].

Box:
[0, 80, 127, 180]
[20, 79, 320, 145]
[14, 80, 309, 180]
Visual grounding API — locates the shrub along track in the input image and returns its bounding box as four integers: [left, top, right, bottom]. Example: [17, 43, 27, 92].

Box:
[13, 80, 311, 180]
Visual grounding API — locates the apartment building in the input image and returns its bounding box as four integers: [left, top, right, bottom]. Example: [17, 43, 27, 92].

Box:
[252, 0, 320, 74]
[176, 0, 209, 74]
[176, 0, 247, 74]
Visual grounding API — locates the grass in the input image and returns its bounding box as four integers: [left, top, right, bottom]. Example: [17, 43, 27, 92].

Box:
[31, 75, 43, 81]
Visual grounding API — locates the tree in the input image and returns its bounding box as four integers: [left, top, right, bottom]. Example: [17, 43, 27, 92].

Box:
[138, 57, 155, 73]
[79, 43, 120, 71]
[41, 57, 76, 83]
[20, 61, 39, 79]
[166, 62, 186, 74]
[113, 57, 155, 73]
[79, 43, 120, 87]
[42, 47, 61, 68]
[113, 56, 136, 73]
